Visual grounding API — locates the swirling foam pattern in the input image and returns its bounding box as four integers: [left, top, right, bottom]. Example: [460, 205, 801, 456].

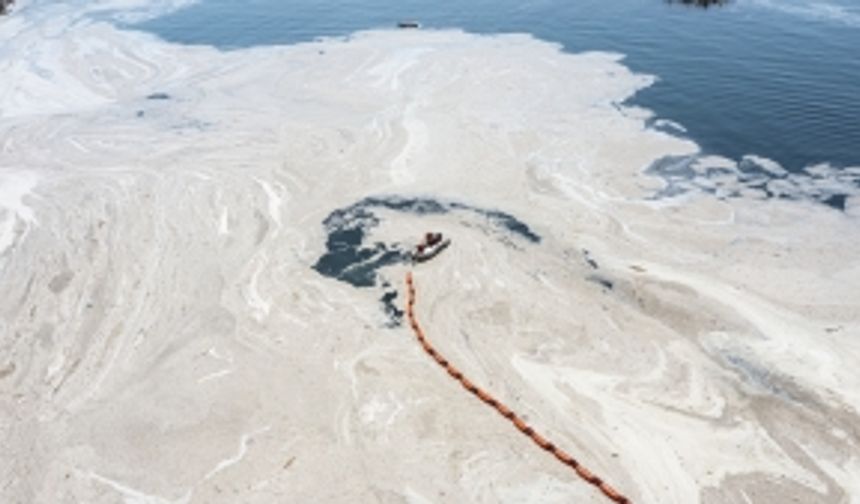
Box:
[1, 1, 859, 503]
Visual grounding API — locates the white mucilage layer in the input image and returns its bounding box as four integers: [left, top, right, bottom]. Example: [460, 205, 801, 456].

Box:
[1, 1, 859, 503]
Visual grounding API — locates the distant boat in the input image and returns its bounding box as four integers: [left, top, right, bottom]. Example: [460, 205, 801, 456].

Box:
[397, 21, 421, 29]
[665, 0, 730, 7]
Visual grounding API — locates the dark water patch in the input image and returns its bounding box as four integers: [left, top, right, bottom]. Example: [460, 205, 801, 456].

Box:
[448, 202, 541, 244]
[582, 249, 599, 270]
[588, 275, 614, 291]
[364, 196, 449, 216]
[822, 194, 847, 211]
[485, 209, 541, 243]
[358, 197, 541, 244]
[312, 195, 540, 325]
[312, 199, 409, 288]
[380, 287, 404, 327]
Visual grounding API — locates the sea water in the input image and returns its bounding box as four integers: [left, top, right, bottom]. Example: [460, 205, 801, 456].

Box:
[136, 0, 860, 173]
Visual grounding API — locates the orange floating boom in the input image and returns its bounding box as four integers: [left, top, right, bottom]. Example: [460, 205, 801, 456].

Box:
[405, 271, 632, 504]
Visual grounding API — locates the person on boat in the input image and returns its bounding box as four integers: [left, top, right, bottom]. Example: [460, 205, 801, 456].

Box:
[425, 232, 442, 247]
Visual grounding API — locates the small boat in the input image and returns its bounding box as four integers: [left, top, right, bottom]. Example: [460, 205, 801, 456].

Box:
[397, 21, 421, 29]
[413, 232, 450, 263]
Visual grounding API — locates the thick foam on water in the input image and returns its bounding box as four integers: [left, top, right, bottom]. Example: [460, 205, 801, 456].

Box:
[648, 154, 860, 213]
[0, 171, 40, 257]
[1, 2, 859, 503]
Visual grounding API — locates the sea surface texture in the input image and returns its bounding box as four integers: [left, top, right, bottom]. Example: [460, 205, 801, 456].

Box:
[138, 0, 860, 173]
[1, 1, 859, 503]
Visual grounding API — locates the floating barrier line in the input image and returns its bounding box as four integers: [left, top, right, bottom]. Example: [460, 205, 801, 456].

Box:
[405, 271, 632, 504]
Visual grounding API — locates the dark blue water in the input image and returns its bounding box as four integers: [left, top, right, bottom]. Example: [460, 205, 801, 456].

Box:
[137, 0, 860, 171]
